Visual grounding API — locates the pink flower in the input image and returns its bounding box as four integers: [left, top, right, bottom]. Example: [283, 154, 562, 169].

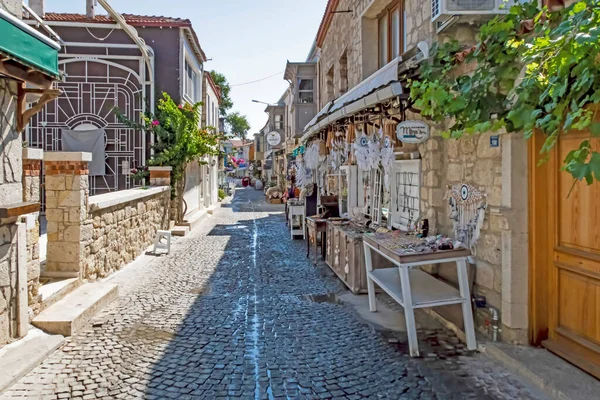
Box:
[178, 104, 183, 109]
[152, 120, 160, 126]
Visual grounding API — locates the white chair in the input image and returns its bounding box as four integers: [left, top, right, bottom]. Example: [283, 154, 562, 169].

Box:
[289, 205, 306, 240]
[153, 230, 171, 255]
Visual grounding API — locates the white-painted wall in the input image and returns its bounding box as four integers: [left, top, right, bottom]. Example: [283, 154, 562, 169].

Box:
[204, 78, 220, 207]
[180, 32, 207, 215]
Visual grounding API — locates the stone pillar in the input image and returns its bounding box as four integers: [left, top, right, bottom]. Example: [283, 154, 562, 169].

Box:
[21, 148, 43, 314]
[43, 152, 91, 278]
[22, 148, 43, 203]
[149, 166, 172, 187]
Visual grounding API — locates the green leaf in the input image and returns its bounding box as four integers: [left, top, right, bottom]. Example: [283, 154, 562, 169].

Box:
[590, 152, 600, 181]
[572, 2, 587, 14]
[590, 123, 600, 136]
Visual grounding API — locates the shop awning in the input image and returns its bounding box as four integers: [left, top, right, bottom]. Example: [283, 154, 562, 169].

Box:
[301, 56, 404, 143]
[300, 42, 430, 144]
[0, 8, 60, 79]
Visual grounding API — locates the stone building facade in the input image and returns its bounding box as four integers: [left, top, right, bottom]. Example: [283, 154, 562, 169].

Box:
[312, 0, 529, 343]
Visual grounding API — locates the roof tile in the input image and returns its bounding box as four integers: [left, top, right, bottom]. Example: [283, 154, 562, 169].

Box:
[40, 13, 192, 27]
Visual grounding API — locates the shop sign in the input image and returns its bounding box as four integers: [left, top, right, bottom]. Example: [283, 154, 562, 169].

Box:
[266, 131, 281, 146]
[396, 121, 430, 144]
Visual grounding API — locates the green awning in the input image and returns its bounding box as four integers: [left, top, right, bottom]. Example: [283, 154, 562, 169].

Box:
[0, 10, 60, 79]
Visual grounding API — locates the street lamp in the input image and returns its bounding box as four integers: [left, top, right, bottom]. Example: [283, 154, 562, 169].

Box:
[252, 99, 276, 106]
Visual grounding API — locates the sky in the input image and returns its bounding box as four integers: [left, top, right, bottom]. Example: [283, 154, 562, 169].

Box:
[44, 0, 327, 133]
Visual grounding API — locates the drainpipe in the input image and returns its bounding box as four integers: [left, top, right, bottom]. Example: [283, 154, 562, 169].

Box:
[489, 306, 500, 342]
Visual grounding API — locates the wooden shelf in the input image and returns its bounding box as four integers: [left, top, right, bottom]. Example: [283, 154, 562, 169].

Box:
[368, 268, 464, 309]
[0, 202, 40, 218]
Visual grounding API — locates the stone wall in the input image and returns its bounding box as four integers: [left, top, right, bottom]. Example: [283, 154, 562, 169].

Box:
[0, 79, 23, 208]
[317, 0, 366, 108]
[85, 188, 170, 281]
[0, 219, 18, 345]
[1, 0, 22, 18]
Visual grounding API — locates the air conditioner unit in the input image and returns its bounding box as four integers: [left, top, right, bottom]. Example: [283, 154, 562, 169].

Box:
[431, 0, 514, 23]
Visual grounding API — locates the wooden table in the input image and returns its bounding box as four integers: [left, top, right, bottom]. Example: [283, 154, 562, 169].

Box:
[306, 216, 327, 265]
[362, 232, 476, 357]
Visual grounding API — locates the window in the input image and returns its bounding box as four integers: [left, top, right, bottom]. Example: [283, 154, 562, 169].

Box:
[185, 62, 199, 102]
[378, 16, 388, 68]
[298, 79, 314, 104]
[339, 52, 348, 94]
[326, 66, 334, 101]
[274, 115, 283, 130]
[207, 97, 211, 126]
[378, 1, 404, 68]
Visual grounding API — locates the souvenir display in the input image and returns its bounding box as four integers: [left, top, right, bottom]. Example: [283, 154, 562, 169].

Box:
[446, 183, 487, 252]
[363, 231, 464, 256]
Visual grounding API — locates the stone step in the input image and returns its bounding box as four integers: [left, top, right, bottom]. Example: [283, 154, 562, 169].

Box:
[181, 209, 209, 230]
[171, 225, 190, 237]
[32, 282, 118, 336]
[38, 277, 81, 311]
[0, 329, 64, 393]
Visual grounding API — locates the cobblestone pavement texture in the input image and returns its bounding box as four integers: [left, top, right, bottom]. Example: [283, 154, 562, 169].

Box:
[1, 189, 548, 399]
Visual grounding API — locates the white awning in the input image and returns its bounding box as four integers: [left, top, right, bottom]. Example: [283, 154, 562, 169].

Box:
[300, 56, 403, 143]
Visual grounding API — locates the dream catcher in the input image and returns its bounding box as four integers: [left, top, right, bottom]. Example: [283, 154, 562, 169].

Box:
[446, 184, 487, 253]
[368, 128, 383, 171]
[380, 127, 395, 188]
[294, 161, 312, 188]
[329, 138, 347, 170]
[305, 142, 321, 170]
[353, 127, 371, 171]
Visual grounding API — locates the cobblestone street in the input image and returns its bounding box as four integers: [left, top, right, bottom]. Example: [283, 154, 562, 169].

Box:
[1, 189, 547, 400]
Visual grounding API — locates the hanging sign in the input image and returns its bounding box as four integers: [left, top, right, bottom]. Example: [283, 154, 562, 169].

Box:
[266, 131, 281, 146]
[396, 121, 430, 144]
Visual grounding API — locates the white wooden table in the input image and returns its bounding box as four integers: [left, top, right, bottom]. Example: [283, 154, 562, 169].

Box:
[289, 205, 306, 239]
[363, 234, 477, 357]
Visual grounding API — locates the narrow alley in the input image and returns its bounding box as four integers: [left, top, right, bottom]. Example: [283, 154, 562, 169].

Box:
[2, 189, 546, 399]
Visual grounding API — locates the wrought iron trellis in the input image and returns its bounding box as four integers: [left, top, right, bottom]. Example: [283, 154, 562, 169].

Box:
[28, 56, 148, 210]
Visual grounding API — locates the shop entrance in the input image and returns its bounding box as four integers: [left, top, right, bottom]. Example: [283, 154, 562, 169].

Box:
[530, 129, 600, 378]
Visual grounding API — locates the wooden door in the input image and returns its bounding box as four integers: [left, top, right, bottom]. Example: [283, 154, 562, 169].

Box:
[530, 130, 600, 378]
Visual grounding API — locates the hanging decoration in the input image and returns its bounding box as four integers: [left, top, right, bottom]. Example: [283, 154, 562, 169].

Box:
[346, 124, 356, 145]
[294, 161, 312, 188]
[380, 127, 395, 188]
[319, 140, 328, 156]
[353, 126, 371, 171]
[367, 127, 383, 171]
[446, 184, 487, 253]
[305, 141, 321, 170]
[326, 128, 334, 149]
